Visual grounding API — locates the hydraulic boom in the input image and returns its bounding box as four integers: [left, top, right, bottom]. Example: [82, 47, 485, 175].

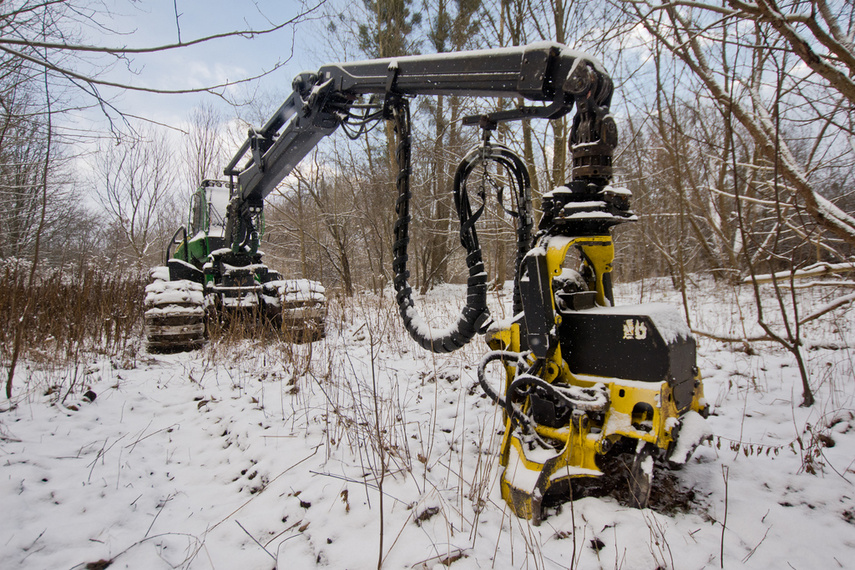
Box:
[218, 41, 708, 522]
[223, 42, 616, 251]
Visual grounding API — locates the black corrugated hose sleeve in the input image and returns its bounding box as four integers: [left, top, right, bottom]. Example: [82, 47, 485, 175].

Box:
[390, 98, 489, 353]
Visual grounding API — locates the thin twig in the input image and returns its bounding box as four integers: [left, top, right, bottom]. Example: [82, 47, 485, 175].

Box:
[235, 520, 276, 561]
[741, 524, 771, 563]
[145, 493, 174, 538]
[720, 465, 729, 568]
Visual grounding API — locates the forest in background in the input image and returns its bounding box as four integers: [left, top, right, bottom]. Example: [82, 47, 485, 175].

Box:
[1, 0, 854, 406]
[2, 5, 855, 568]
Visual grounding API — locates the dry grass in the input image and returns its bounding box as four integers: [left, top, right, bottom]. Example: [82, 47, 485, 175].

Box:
[0, 262, 145, 365]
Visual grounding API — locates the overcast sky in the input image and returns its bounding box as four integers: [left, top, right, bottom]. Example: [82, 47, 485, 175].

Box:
[79, 0, 331, 130]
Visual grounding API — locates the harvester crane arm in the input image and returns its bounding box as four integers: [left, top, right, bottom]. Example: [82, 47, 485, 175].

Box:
[205, 41, 709, 523]
[222, 42, 616, 250]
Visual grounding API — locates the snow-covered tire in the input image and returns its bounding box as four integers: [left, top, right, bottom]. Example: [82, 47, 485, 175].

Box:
[270, 279, 327, 343]
[144, 267, 206, 352]
[626, 444, 654, 509]
[666, 411, 713, 470]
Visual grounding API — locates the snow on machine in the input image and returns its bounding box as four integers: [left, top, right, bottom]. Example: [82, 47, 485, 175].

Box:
[145, 180, 326, 351]
[159, 42, 710, 520]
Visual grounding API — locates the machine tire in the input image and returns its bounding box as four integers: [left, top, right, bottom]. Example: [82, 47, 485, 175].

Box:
[144, 267, 206, 352]
[277, 279, 327, 343]
[626, 445, 654, 509]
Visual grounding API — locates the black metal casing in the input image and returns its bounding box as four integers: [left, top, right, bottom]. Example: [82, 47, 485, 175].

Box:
[558, 307, 698, 411]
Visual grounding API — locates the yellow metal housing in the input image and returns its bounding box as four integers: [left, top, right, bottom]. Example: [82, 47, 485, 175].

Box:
[487, 232, 706, 523]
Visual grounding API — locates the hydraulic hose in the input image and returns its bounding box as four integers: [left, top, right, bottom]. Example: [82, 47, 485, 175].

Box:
[390, 97, 534, 353]
[455, 140, 533, 316]
[391, 98, 489, 352]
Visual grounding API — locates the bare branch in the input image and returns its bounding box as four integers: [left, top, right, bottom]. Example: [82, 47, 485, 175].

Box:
[0, 0, 326, 56]
[0, 44, 291, 96]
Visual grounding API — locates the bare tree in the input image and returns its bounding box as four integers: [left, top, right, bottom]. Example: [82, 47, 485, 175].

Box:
[92, 126, 178, 270]
[618, 0, 855, 250]
[416, 0, 481, 291]
[0, 1, 326, 268]
[0, 1, 327, 103]
[605, 0, 855, 406]
[181, 103, 226, 191]
[302, 170, 357, 296]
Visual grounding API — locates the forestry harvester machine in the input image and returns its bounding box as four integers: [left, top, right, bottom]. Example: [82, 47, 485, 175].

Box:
[144, 178, 327, 351]
[150, 42, 710, 521]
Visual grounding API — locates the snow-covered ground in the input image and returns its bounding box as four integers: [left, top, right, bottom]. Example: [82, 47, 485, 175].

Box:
[1, 278, 853, 569]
